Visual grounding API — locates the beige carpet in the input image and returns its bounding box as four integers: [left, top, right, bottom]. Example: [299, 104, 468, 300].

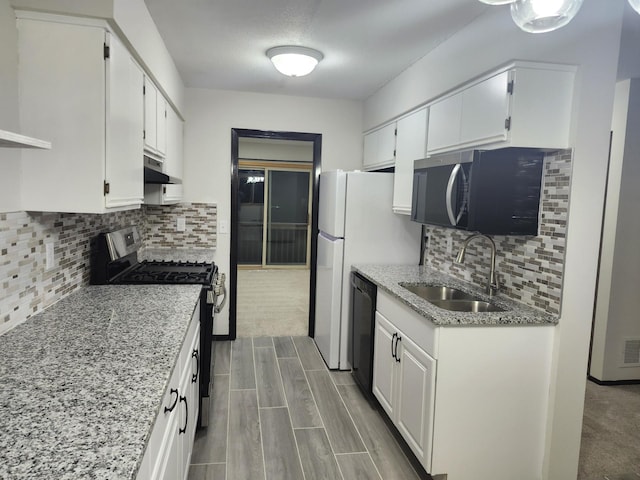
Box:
[578, 380, 640, 479]
[236, 269, 310, 337]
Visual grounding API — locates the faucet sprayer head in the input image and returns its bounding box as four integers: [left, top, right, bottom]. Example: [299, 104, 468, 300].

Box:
[455, 248, 465, 263]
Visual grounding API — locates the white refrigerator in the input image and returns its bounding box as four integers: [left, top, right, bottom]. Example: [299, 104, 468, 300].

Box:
[314, 170, 421, 369]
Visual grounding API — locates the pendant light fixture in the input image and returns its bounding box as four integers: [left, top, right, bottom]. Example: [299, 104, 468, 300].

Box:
[266, 46, 324, 77]
[510, 0, 584, 33]
[629, 0, 640, 14]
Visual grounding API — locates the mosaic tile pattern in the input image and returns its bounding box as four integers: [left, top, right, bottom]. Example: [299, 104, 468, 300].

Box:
[0, 203, 217, 332]
[144, 203, 217, 249]
[425, 150, 572, 315]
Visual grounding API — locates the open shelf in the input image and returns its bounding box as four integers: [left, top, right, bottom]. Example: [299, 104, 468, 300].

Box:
[0, 129, 51, 149]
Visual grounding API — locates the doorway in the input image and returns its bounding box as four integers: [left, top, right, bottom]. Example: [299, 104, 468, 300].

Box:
[229, 129, 322, 340]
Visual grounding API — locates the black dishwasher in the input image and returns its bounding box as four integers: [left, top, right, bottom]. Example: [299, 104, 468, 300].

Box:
[350, 271, 377, 400]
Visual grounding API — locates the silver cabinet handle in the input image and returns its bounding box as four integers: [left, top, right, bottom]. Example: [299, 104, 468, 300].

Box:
[446, 163, 461, 226]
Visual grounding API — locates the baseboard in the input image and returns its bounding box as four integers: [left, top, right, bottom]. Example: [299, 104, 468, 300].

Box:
[588, 375, 640, 385]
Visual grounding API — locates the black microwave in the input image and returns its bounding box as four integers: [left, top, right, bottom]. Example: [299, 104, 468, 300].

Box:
[411, 148, 544, 235]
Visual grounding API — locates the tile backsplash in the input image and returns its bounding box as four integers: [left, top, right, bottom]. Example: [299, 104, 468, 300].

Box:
[144, 203, 217, 249]
[425, 150, 572, 314]
[0, 203, 217, 332]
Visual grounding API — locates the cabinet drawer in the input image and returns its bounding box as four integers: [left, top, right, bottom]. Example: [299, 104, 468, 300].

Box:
[377, 290, 438, 358]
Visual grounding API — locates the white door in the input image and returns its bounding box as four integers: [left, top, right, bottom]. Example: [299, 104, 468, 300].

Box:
[460, 71, 510, 148]
[393, 108, 429, 215]
[396, 333, 436, 471]
[318, 170, 346, 238]
[314, 232, 344, 369]
[372, 312, 397, 419]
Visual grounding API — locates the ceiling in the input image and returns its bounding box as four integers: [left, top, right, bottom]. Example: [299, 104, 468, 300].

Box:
[143, 0, 489, 101]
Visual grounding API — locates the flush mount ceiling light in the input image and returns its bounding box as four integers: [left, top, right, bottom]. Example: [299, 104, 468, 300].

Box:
[629, 0, 640, 14]
[266, 46, 324, 77]
[478, 0, 515, 4]
[510, 0, 584, 33]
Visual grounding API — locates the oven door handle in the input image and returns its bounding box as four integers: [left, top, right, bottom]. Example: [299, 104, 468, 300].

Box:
[213, 274, 227, 313]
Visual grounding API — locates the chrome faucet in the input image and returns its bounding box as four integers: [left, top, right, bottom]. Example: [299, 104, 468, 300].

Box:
[455, 233, 500, 296]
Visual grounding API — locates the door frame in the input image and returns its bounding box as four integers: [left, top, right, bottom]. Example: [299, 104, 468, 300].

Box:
[230, 128, 322, 340]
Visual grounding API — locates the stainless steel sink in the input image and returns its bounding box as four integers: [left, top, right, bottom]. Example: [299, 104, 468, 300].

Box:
[399, 283, 506, 313]
[428, 299, 506, 313]
[399, 284, 477, 301]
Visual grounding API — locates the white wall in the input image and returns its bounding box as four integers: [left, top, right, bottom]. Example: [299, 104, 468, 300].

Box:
[184, 87, 363, 335]
[239, 138, 314, 162]
[363, 2, 626, 479]
[0, 0, 22, 213]
[591, 79, 640, 381]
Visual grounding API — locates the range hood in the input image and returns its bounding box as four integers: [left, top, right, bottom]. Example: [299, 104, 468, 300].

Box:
[144, 166, 182, 184]
[144, 156, 182, 185]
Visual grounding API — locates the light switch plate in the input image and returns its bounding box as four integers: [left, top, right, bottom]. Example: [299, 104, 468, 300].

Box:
[176, 217, 186, 232]
[446, 237, 453, 255]
[219, 220, 228, 234]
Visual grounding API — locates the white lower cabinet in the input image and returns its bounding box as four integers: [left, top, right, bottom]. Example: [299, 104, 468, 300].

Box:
[395, 332, 435, 463]
[138, 305, 200, 480]
[373, 310, 435, 470]
[373, 289, 554, 480]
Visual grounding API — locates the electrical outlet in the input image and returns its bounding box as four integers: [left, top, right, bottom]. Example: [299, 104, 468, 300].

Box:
[45, 242, 55, 271]
[176, 217, 186, 232]
[219, 220, 228, 234]
[446, 237, 453, 255]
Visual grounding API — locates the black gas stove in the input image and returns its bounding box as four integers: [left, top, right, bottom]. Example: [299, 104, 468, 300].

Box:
[115, 261, 215, 285]
[90, 226, 225, 429]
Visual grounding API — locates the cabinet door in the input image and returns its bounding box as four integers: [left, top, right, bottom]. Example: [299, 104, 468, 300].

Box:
[393, 108, 428, 215]
[363, 123, 396, 170]
[372, 312, 397, 418]
[178, 325, 200, 480]
[18, 19, 106, 213]
[144, 77, 157, 152]
[156, 94, 167, 156]
[158, 414, 181, 480]
[396, 333, 436, 470]
[427, 93, 462, 154]
[105, 33, 144, 209]
[165, 107, 184, 178]
[459, 71, 510, 148]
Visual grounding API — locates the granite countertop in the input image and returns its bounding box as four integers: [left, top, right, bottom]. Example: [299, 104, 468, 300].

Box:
[0, 284, 202, 480]
[138, 247, 216, 263]
[353, 264, 557, 326]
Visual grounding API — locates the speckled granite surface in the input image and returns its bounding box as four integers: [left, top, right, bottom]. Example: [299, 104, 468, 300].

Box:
[0, 284, 202, 480]
[138, 248, 216, 263]
[353, 264, 558, 326]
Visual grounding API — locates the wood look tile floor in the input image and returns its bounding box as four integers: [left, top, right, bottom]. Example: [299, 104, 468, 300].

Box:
[188, 336, 425, 480]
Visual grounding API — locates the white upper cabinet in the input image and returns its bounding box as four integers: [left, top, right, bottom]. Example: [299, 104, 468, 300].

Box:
[392, 108, 428, 215]
[459, 71, 510, 148]
[17, 15, 144, 213]
[144, 105, 183, 205]
[105, 36, 145, 210]
[363, 122, 397, 171]
[427, 94, 462, 153]
[144, 78, 167, 159]
[427, 63, 576, 155]
[144, 78, 158, 153]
